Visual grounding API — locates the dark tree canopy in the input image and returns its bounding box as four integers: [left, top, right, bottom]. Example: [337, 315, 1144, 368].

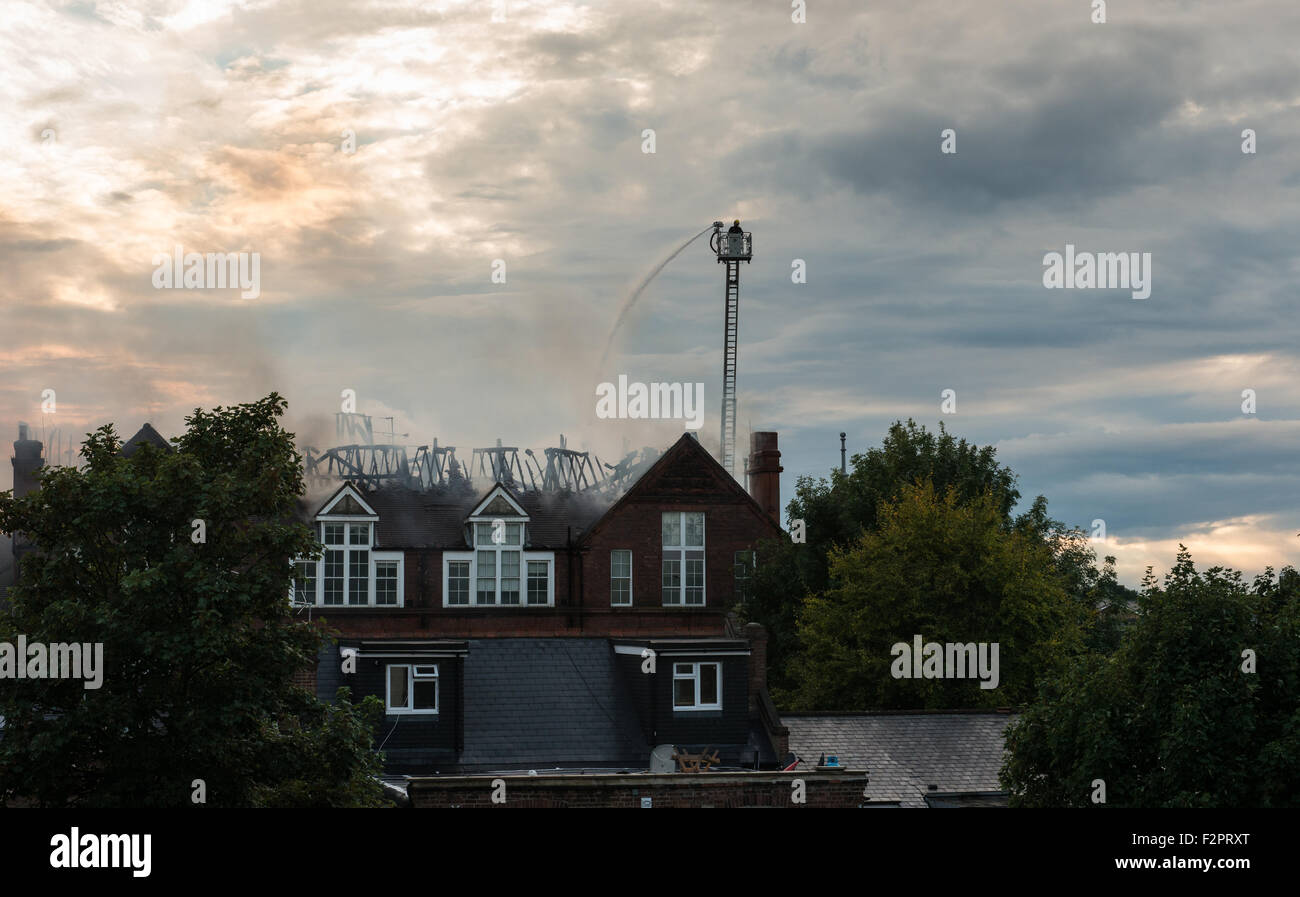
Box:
[1001, 550, 1300, 808]
[0, 394, 386, 807]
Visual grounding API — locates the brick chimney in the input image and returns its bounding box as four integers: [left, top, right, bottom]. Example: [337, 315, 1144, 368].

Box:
[11, 422, 44, 582]
[747, 431, 782, 524]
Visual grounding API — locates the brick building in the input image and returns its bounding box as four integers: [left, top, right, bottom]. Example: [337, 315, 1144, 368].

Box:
[294, 432, 791, 775]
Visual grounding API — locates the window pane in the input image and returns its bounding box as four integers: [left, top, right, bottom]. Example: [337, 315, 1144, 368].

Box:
[324, 550, 344, 605]
[673, 677, 696, 708]
[700, 664, 719, 705]
[499, 551, 520, 604]
[506, 523, 522, 545]
[388, 666, 408, 710]
[348, 549, 369, 604]
[376, 561, 398, 605]
[685, 552, 704, 605]
[527, 560, 548, 605]
[414, 665, 438, 677]
[448, 561, 470, 605]
[611, 550, 631, 606]
[476, 550, 496, 604]
[475, 522, 494, 545]
[323, 523, 344, 545]
[662, 555, 681, 605]
[611, 550, 630, 577]
[684, 512, 704, 546]
[293, 560, 316, 604]
[661, 513, 680, 547]
[413, 680, 438, 711]
[349, 523, 369, 545]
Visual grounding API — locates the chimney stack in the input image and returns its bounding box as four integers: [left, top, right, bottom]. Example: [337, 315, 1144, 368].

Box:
[747, 431, 782, 524]
[13, 422, 43, 500]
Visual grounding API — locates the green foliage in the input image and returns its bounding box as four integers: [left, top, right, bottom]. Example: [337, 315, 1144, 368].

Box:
[1002, 549, 1300, 807]
[791, 419, 1021, 596]
[786, 481, 1086, 710]
[743, 419, 1129, 699]
[0, 394, 385, 807]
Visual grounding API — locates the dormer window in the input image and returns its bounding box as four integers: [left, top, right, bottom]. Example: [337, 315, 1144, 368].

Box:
[291, 485, 404, 608]
[443, 484, 554, 607]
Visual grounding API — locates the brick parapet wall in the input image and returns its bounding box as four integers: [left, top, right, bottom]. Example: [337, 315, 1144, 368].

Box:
[408, 770, 866, 808]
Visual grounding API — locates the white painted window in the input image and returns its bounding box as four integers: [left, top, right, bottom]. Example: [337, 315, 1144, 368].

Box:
[611, 550, 632, 606]
[386, 664, 438, 714]
[443, 527, 554, 608]
[447, 560, 470, 606]
[291, 523, 404, 607]
[291, 560, 316, 605]
[673, 662, 721, 711]
[527, 560, 550, 606]
[662, 511, 705, 606]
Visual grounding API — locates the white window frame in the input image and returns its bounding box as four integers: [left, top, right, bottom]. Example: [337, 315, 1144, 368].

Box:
[672, 661, 722, 711]
[661, 511, 706, 606]
[443, 549, 555, 607]
[385, 663, 439, 715]
[372, 551, 405, 606]
[290, 530, 405, 608]
[611, 549, 633, 606]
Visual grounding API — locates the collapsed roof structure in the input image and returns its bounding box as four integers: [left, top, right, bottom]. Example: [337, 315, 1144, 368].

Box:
[302, 412, 661, 498]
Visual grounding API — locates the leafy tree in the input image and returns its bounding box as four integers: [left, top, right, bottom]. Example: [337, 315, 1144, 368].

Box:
[744, 419, 1131, 694]
[791, 419, 1020, 596]
[1001, 549, 1300, 807]
[0, 394, 387, 807]
[786, 481, 1087, 710]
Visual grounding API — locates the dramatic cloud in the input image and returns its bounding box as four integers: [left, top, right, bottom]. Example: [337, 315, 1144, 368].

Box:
[1, 0, 1297, 585]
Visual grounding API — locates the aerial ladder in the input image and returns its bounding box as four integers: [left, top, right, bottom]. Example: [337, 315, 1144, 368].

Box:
[709, 219, 752, 477]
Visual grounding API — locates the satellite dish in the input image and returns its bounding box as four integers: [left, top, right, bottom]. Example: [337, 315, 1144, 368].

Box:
[649, 744, 676, 773]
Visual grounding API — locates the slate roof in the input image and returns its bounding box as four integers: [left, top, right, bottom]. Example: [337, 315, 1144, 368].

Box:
[308, 485, 612, 550]
[782, 711, 1016, 807]
[459, 638, 650, 771]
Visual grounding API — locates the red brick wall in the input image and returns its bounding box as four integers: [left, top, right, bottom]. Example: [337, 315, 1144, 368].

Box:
[408, 771, 867, 808]
[303, 607, 730, 638]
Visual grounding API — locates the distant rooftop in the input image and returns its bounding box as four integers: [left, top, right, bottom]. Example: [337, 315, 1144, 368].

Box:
[782, 710, 1016, 807]
[120, 423, 172, 457]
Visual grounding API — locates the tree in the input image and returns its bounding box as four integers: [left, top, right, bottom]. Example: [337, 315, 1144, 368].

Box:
[1001, 549, 1300, 807]
[743, 419, 1132, 695]
[786, 481, 1087, 710]
[790, 419, 1020, 597]
[0, 394, 387, 807]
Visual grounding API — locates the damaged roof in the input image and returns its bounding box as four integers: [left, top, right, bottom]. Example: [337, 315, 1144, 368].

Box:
[343, 485, 612, 549]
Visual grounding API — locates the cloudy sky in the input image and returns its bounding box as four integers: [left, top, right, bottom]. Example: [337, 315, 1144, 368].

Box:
[1, 0, 1297, 585]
